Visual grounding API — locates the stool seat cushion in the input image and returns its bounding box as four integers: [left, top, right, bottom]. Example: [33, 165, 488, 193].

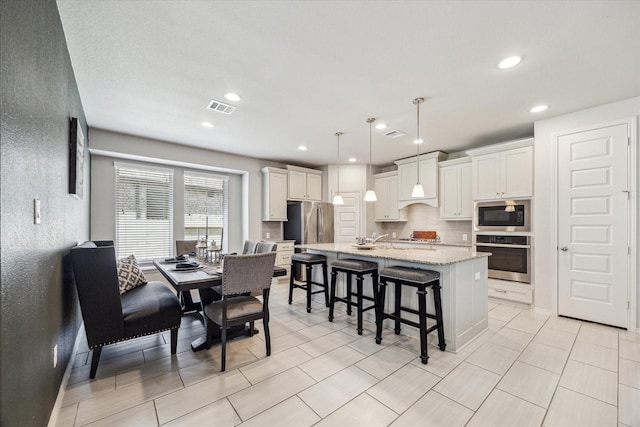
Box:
[331, 259, 378, 271]
[292, 253, 327, 263]
[379, 266, 440, 284]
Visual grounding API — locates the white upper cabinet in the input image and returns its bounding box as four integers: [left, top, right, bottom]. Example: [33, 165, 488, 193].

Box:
[261, 167, 288, 221]
[395, 151, 447, 208]
[286, 165, 322, 201]
[439, 158, 472, 220]
[468, 139, 533, 201]
[374, 171, 407, 222]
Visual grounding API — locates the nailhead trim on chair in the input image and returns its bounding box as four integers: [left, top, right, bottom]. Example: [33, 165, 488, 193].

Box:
[89, 325, 180, 349]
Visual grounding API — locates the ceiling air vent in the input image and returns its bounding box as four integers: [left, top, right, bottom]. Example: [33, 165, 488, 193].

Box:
[383, 129, 406, 139]
[207, 99, 236, 115]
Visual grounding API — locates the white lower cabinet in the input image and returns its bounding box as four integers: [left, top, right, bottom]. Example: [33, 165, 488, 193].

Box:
[487, 278, 533, 304]
[274, 240, 294, 282]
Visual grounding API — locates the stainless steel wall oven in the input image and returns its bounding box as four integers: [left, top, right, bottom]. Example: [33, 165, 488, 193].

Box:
[476, 234, 531, 283]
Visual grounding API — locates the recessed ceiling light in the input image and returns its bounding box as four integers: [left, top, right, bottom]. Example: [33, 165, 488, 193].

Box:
[298, 145, 308, 151]
[498, 56, 522, 69]
[224, 93, 241, 102]
[349, 157, 357, 163]
[530, 105, 548, 113]
[201, 121, 214, 128]
[375, 123, 387, 130]
[413, 139, 424, 145]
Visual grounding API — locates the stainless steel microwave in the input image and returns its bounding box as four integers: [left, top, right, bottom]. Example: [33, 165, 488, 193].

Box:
[474, 200, 531, 232]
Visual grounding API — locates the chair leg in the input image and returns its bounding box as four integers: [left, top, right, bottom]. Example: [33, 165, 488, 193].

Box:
[306, 264, 313, 313]
[328, 270, 337, 322]
[417, 286, 429, 364]
[288, 261, 295, 304]
[89, 346, 102, 379]
[433, 281, 446, 351]
[170, 328, 178, 354]
[322, 262, 330, 307]
[249, 320, 255, 337]
[346, 273, 353, 315]
[356, 274, 364, 335]
[372, 271, 379, 326]
[221, 322, 227, 372]
[263, 316, 271, 356]
[375, 280, 387, 344]
[394, 281, 402, 335]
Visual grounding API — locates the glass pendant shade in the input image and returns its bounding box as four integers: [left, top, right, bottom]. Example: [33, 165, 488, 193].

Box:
[411, 183, 425, 198]
[332, 194, 344, 205]
[364, 117, 377, 202]
[364, 190, 377, 202]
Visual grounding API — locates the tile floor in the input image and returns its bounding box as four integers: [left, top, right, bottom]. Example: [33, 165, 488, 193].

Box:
[56, 282, 640, 427]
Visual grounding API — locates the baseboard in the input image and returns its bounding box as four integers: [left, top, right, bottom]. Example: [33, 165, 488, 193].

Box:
[47, 323, 84, 427]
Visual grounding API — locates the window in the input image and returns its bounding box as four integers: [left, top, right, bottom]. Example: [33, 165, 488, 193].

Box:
[115, 163, 173, 260]
[184, 172, 228, 251]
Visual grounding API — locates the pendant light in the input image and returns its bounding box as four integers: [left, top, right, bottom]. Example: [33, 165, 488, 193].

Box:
[364, 118, 377, 202]
[332, 132, 344, 205]
[411, 97, 425, 198]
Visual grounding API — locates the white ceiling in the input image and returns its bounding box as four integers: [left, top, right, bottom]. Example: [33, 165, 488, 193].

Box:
[56, 1, 640, 168]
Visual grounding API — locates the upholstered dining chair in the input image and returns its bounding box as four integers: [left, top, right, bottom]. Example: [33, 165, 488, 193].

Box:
[70, 241, 181, 379]
[175, 240, 199, 312]
[175, 240, 197, 257]
[203, 251, 277, 371]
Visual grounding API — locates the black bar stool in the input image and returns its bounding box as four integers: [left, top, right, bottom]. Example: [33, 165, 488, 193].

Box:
[289, 253, 329, 313]
[329, 259, 379, 335]
[376, 266, 445, 364]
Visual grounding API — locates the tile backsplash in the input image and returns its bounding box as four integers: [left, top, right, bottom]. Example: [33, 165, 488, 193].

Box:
[377, 204, 472, 244]
[261, 221, 282, 240]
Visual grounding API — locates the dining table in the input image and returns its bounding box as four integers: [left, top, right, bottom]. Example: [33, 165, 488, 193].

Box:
[153, 258, 287, 351]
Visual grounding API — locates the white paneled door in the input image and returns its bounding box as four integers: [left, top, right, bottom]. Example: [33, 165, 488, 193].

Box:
[557, 123, 629, 328]
[334, 191, 361, 243]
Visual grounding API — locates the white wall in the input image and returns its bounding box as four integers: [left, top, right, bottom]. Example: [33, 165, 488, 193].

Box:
[533, 97, 640, 329]
[88, 129, 285, 254]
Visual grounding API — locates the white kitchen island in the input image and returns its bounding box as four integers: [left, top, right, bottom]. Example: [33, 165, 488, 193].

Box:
[297, 242, 490, 352]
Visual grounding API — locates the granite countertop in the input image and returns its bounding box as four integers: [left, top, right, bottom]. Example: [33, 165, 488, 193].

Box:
[378, 239, 472, 248]
[297, 242, 489, 266]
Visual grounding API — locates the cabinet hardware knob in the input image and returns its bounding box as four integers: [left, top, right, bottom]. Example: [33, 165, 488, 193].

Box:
[560, 246, 569, 251]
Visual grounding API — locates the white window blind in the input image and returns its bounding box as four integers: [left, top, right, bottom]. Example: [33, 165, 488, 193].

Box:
[184, 172, 228, 251]
[115, 164, 173, 260]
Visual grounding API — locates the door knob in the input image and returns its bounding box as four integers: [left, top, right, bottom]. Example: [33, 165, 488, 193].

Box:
[560, 246, 568, 251]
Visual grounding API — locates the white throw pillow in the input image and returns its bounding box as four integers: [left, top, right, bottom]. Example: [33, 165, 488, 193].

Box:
[117, 254, 147, 294]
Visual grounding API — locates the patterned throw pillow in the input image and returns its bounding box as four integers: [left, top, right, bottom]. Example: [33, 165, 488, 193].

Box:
[117, 254, 147, 294]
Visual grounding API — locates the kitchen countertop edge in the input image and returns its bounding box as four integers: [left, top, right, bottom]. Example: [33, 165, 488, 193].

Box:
[297, 242, 489, 266]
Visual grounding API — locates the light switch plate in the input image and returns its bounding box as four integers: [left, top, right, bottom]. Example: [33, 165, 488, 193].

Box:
[266, 232, 271, 239]
[462, 234, 468, 241]
[34, 199, 41, 224]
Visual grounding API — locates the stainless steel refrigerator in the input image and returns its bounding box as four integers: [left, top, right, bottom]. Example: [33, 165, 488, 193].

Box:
[284, 201, 334, 281]
[284, 201, 334, 245]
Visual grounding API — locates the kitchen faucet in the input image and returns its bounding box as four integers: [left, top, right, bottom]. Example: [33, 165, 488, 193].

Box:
[371, 233, 389, 244]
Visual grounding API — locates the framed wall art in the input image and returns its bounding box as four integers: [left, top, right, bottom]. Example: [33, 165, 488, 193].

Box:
[68, 117, 85, 199]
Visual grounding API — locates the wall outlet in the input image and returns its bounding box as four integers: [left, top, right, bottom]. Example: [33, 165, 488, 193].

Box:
[462, 233, 468, 241]
[475, 272, 480, 280]
[392, 232, 396, 238]
[53, 344, 58, 368]
[266, 232, 271, 239]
